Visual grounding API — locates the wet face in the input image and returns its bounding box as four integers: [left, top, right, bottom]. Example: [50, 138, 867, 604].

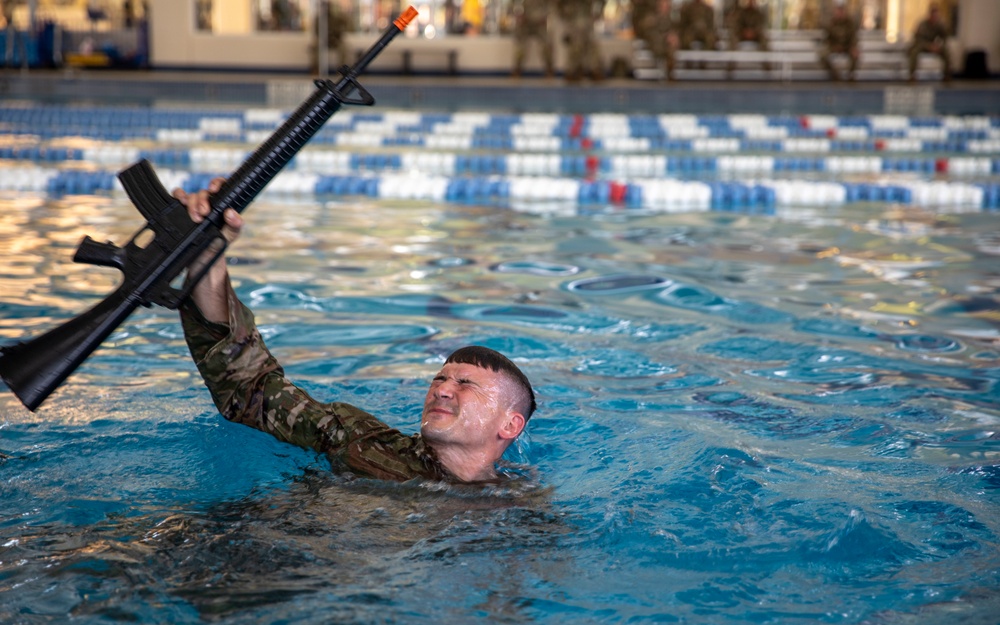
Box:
[420, 362, 521, 449]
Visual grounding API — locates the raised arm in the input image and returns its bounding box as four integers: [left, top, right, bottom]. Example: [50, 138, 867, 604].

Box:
[172, 177, 244, 323]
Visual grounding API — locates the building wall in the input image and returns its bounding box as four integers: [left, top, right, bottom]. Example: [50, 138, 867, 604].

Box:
[148, 0, 632, 74]
[956, 0, 1000, 73]
[149, 0, 310, 69]
[147, 0, 998, 75]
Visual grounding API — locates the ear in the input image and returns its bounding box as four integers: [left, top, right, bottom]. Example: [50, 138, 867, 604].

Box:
[498, 411, 526, 441]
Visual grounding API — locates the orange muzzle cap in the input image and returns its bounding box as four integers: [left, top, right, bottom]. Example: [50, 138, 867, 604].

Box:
[394, 6, 418, 31]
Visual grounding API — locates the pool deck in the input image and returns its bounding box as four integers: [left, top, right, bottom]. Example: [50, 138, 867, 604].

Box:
[2, 67, 999, 116]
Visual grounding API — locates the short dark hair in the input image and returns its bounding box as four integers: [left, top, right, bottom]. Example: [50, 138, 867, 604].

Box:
[445, 346, 536, 420]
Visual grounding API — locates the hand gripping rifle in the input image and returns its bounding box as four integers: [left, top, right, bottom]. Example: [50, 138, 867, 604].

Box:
[0, 7, 418, 411]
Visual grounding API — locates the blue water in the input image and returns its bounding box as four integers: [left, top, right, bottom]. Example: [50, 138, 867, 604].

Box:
[2, 109, 1000, 623]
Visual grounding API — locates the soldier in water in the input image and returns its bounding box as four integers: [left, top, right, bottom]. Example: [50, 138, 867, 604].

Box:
[174, 178, 537, 484]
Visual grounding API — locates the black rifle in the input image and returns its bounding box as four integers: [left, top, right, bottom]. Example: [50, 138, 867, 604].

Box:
[0, 7, 418, 411]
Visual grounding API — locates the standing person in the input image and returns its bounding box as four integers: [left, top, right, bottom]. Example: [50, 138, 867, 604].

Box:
[907, 3, 950, 82]
[512, 0, 555, 78]
[2, 0, 22, 65]
[818, 3, 859, 81]
[462, 0, 483, 35]
[558, 0, 605, 82]
[123, 0, 136, 28]
[641, 0, 678, 81]
[173, 179, 536, 484]
[678, 0, 717, 51]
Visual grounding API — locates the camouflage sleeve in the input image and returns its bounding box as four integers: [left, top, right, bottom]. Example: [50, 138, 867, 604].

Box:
[179, 278, 447, 482]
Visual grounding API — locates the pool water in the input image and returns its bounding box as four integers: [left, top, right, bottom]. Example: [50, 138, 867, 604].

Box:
[1, 104, 999, 624]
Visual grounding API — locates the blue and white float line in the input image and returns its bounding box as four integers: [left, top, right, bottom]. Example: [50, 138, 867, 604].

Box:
[2, 107, 1000, 148]
[1, 145, 999, 177]
[1, 106, 998, 212]
[1, 165, 997, 212]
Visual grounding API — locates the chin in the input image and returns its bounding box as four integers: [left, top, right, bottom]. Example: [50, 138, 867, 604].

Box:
[420, 423, 457, 444]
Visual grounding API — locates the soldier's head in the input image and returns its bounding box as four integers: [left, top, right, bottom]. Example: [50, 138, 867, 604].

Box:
[420, 346, 535, 462]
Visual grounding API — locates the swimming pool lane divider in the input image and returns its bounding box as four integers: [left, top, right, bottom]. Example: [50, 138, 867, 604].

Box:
[5, 129, 1000, 156]
[3, 165, 998, 211]
[3, 144, 998, 177]
[1, 107, 998, 210]
[3, 107, 1000, 150]
[2, 106, 999, 133]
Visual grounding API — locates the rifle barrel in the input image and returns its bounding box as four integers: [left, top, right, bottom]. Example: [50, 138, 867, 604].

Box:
[0, 7, 417, 411]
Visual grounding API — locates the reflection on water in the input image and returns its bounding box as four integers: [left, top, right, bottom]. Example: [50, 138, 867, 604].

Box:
[1, 193, 999, 623]
[3, 470, 560, 622]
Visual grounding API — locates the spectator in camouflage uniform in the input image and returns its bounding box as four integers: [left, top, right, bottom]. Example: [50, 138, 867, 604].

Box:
[557, 0, 604, 82]
[631, 0, 656, 44]
[818, 4, 859, 81]
[640, 0, 679, 81]
[727, 0, 768, 51]
[512, 0, 555, 78]
[907, 4, 950, 82]
[174, 178, 537, 484]
[678, 0, 717, 51]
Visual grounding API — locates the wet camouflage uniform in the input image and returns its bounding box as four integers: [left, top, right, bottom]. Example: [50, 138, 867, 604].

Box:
[727, 3, 768, 51]
[819, 11, 859, 80]
[181, 285, 450, 483]
[640, 0, 677, 80]
[512, 0, 555, 77]
[557, 0, 604, 81]
[908, 13, 950, 80]
[678, 0, 717, 50]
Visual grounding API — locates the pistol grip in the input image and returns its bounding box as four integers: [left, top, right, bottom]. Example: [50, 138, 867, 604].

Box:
[74, 236, 125, 271]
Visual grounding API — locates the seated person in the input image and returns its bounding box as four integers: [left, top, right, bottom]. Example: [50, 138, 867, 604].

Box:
[725, 0, 769, 74]
[174, 178, 536, 484]
[679, 0, 717, 51]
[640, 0, 679, 81]
[727, 0, 769, 52]
[907, 3, 951, 82]
[819, 4, 860, 81]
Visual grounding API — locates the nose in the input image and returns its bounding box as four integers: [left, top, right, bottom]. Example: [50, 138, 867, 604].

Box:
[434, 379, 456, 399]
